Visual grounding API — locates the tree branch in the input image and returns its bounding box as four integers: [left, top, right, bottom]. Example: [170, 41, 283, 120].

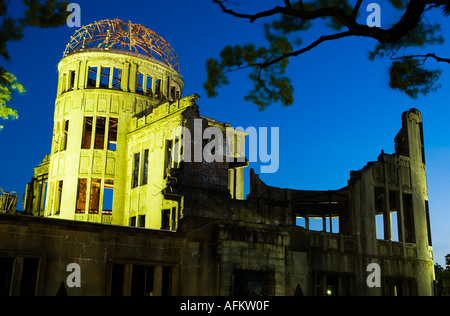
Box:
[221, 30, 355, 75]
[212, 0, 290, 23]
[391, 53, 450, 64]
[351, 0, 363, 18]
[284, 0, 293, 10]
[261, 30, 355, 69]
[213, 0, 428, 44]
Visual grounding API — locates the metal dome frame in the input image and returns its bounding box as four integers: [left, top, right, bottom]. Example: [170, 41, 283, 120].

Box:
[63, 19, 181, 74]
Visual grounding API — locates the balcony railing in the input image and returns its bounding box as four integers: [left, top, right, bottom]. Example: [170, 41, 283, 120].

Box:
[377, 240, 417, 258]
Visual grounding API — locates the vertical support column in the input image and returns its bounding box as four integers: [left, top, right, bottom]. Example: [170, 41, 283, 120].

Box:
[122, 62, 131, 92]
[37, 181, 44, 217]
[228, 169, 235, 199]
[153, 266, 163, 296]
[9, 257, 24, 296]
[235, 167, 245, 200]
[122, 264, 133, 296]
[79, 60, 87, 89]
[166, 76, 171, 100]
[74, 60, 81, 90]
[397, 157, 407, 257]
[383, 155, 392, 241]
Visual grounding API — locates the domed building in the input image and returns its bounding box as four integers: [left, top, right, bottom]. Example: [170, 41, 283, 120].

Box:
[24, 19, 247, 230]
[8, 20, 435, 297]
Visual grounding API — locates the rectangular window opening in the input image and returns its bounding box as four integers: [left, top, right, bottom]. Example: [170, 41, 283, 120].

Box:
[131, 265, 155, 297]
[102, 179, 114, 215]
[155, 79, 161, 98]
[0, 258, 14, 297]
[138, 215, 146, 228]
[296, 217, 306, 228]
[164, 140, 173, 178]
[69, 70, 76, 90]
[82, 117, 93, 149]
[130, 216, 137, 227]
[389, 190, 401, 241]
[111, 264, 124, 296]
[403, 194, 415, 243]
[20, 258, 39, 297]
[132, 153, 140, 189]
[391, 211, 400, 242]
[161, 209, 170, 230]
[326, 217, 339, 234]
[307, 218, 325, 232]
[87, 67, 98, 88]
[136, 72, 144, 94]
[145, 75, 153, 96]
[89, 178, 101, 214]
[425, 201, 432, 247]
[94, 117, 106, 150]
[62, 120, 69, 151]
[112, 68, 122, 89]
[56, 180, 63, 215]
[376, 214, 385, 240]
[142, 149, 149, 186]
[170, 86, 176, 102]
[108, 117, 118, 151]
[171, 207, 177, 231]
[374, 187, 385, 240]
[100, 67, 110, 88]
[76, 178, 87, 214]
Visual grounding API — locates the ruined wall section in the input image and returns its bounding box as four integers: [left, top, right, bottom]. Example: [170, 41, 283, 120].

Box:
[125, 95, 200, 230]
[162, 102, 248, 224]
[23, 155, 50, 216]
[0, 213, 219, 296]
[348, 109, 434, 296]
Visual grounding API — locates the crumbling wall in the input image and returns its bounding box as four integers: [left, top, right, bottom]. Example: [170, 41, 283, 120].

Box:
[0, 189, 17, 214]
[23, 155, 50, 216]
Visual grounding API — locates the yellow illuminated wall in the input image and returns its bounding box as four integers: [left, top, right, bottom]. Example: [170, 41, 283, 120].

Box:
[42, 49, 246, 230]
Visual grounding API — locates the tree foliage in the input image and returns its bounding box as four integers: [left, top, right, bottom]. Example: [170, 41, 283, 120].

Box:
[435, 263, 450, 296]
[205, 0, 450, 110]
[0, 0, 69, 131]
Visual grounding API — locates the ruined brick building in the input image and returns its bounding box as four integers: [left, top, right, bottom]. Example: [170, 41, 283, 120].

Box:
[0, 19, 435, 296]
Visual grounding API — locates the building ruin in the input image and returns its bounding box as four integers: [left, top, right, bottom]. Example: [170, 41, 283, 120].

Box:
[0, 188, 17, 214]
[0, 19, 435, 296]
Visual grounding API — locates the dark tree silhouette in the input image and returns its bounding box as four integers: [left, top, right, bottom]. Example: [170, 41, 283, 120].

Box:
[205, 0, 450, 110]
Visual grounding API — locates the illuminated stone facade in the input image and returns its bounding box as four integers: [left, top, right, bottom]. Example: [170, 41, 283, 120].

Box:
[22, 20, 245, 231]
[4, 20, 435, 296]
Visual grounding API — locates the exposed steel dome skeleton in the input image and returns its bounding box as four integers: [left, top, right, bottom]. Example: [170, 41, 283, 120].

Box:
[63, 19, 181, 74]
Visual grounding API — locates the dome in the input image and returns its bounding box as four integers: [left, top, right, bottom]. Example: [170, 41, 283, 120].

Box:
[63, 19, 180, 74]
